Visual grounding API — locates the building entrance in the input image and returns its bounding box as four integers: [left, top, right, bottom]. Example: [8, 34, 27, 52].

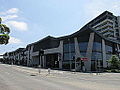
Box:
[45, 54, 59, 69]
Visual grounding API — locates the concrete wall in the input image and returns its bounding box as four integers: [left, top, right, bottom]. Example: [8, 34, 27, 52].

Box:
[44, 40, 63, 69]
[28, 41, 63, 69]
[85, 32, 95, 72]
[102, 39, 107, 68]
[32, 56, 39, 66]
[27, 45, 34, 66]
[74, 37, 81, 70]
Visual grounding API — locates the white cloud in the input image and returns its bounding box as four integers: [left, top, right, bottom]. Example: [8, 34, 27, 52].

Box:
[6, 8, 19, 14]
[0, 8, 28, 32]
[1, 15, 18, 21]
[0, 8, 19, 15]
[83, 0, 120, 18]
[9, 37, 22, 44]
[6, 21, 28, 31]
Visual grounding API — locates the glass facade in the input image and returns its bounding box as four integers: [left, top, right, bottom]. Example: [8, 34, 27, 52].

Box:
[93, 42, 102, 52]
[79, 42, 88, 52]
[80, 52, 86, 57]
[63, 39, 75, 61]
[77, 33, 90, 58]
[62, 33, 115, 71]
[105, 45, 112, 54]
[63, 43, 75, 53]
[105, 41, 113, 60]
[91, 35, 103, 71]
[91, 52, 102, 60]
[63, 38, 75, 69]
[64, 53, 75, 60]
[92, 42, 102, 60]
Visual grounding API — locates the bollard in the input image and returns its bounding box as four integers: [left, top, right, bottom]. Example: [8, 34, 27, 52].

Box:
[38, 65, 41, 74]
[48, 68, 51, 74]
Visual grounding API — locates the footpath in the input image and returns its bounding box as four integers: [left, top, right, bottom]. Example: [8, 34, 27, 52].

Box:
[11, 64, 111, 76]
[2, 64, 120, 79]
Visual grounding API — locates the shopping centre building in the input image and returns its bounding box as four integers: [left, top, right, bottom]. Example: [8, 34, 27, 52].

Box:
[3, 11, 120, 72]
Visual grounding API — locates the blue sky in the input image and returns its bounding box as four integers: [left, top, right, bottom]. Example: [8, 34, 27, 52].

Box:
[0, 0, 120, 54]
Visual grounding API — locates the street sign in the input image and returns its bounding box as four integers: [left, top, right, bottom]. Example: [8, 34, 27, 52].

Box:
[80, 57, 88, 61]
[76, 57, 88, 62]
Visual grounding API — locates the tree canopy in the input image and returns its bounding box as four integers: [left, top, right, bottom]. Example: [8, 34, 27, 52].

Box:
[108, 55, 120, 69]
[0, 18, 10, 44]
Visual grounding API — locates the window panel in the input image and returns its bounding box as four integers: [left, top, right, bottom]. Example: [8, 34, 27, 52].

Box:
[80, 52, 86, 57]
[105, 45, 112, 54]
[79, 42, 88, 51]
[63, 53, 75, 61]
[63, 43, 75, 52]
[93, 42, 102, 51]
[91, 52, 102, 60]
[106, 54, 112, 60]
[64, 53, 69, 60]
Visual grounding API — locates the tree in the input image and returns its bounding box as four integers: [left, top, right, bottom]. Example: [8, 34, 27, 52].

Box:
[108, 55, 120, 69]
[0, 18, 10, 44]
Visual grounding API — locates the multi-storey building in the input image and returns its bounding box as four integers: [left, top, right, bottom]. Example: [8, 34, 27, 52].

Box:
[87, 11, 120, 40]
[3, 48, 24, 65]
[3, 11, 120, 72]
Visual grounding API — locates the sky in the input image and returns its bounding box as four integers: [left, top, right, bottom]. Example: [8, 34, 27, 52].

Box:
[0, 0, 120, 54]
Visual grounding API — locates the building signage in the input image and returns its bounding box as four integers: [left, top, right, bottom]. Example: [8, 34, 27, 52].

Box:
[76, 57, 88, 61]
[80, 57, 88, 61]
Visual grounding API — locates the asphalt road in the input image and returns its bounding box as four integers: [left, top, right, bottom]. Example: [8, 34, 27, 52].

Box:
[0, 64, 120, 90]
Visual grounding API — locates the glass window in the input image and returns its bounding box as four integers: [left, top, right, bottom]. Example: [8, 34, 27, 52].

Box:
[106, 54, 112, 60]
[63, 44, 69, 52]
[63, 53, 75, 61]
[64, 53, 69, 60]
[105, 45, 112, 54]
[91, 52, 102, 60]
[63, 43, 75, 52]
[79, 42, 88, 51]
[80, 52, 86, 57]
[70, 53, 75, 60]
[93, 42, 102, 51]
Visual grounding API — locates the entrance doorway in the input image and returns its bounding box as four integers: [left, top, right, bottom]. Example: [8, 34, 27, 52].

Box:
[46, 53, 59, 69]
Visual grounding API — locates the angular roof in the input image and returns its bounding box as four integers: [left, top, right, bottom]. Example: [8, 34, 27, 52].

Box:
[26, 11, 120, 47]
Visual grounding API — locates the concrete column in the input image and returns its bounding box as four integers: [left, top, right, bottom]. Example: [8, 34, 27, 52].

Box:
[30, 45, 34, 63]
[27, 47, 30, 66]
[26, 51, 29, 66]
[74, 37, 81, 70]
[102, 39, 107, 68]
[43, 55, 46, 68]
[74, 37, 81, 59]
[42, 56, 45, 68]
[117, 44, 120, 57]
[59, 41, 63, 69]
[85, 32, 95, 72]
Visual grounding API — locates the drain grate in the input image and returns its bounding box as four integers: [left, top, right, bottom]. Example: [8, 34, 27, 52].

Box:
[30, 74, 36, 76]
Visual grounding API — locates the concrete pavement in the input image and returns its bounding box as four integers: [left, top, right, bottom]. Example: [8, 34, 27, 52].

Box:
[0, 64, 120, 90]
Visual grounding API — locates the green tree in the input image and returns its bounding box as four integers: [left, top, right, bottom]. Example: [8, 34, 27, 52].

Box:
[108, 55, 120, 69]
[0, 18, 10, 44]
